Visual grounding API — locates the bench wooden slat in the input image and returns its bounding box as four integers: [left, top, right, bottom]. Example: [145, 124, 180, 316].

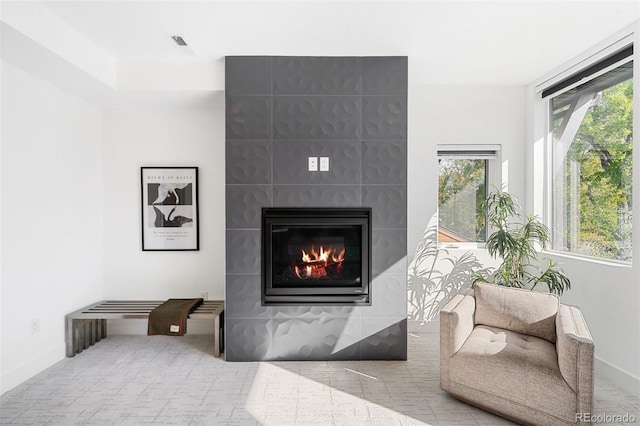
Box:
[65, 300, 224, 358]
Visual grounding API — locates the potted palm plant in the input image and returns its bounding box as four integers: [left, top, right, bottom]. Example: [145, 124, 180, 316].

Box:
[473, 188, 571, 295]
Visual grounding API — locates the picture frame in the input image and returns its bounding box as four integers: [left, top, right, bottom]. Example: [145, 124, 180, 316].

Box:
[141, 167, 199, 251]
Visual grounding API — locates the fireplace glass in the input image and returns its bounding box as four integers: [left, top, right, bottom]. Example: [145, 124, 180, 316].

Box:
[262, 208, 371, 305]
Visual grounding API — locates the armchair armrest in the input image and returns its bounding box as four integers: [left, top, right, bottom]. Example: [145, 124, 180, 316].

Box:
[440, 292, 475, 391]
[556, 304, 594, 418]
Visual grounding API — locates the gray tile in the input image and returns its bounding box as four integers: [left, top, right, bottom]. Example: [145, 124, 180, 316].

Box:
[225, 185, 271, 229]
[362, 185, 407, 229]
[225, 230, 260, 273]
[225, 319, 273, 361]
[362, 274, 408, 318]
[273, 57, 361, 95]
[225, 56, 272, 95]
[372, 229, 407, 275]
[362, 96, 407, 139]
[273, 96, 361, 140]
[225, 274, 272, 319]
[363, 57, 408, 95]
[273, 140, 361, 185]
[362, 140, 407, 184]
[360, 318, 407, 360]
[271, 317, 361, 360]
[225, 140, 272, 184]
[226, 95, 272, 139]
[272, 305, 358, 319]
[273, 185, 361, 207]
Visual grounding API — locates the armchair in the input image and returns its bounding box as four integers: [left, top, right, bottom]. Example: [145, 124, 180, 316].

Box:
[440, 282, 594, 425]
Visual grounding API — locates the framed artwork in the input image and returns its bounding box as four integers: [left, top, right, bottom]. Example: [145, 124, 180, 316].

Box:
[141, 167, 199, 251]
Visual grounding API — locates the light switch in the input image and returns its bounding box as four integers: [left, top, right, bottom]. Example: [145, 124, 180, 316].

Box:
[320, 157, 329, 171]
[308, 157, 318, 171]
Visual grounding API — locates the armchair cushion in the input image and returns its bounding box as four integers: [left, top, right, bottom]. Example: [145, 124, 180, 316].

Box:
[474, 282, 560, 343]
[450, 325, 576, 423]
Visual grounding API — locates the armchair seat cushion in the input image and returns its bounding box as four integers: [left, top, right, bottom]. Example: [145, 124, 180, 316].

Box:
[450, 325, 576, 423]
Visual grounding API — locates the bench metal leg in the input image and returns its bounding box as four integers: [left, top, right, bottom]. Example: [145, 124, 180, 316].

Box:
[100, 319, 108, 341]
[83, 320, 91, 349]
[75, 321, 84, 355]
[88, 320, 95, 346]
[65, 316, 74, 357]
[80, 320, 87, 351]
[214, 315, 220, 357]
[220, 311, 224, 355]
[66, 318, 109, 358]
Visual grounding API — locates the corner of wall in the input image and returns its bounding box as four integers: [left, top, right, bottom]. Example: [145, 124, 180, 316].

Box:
[1, 344, 65, 395]
[595, 356, 640, 398]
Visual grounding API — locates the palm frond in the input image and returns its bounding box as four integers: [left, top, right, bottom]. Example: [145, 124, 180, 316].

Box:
[531, 260, 571, 295]
[480, 189, 571, 295]
[487, 229, 519, 259]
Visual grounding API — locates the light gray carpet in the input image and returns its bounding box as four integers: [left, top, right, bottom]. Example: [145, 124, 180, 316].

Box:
[1, 332, 638, 425]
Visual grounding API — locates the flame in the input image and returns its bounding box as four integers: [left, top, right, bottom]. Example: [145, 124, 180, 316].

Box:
[302, 246, 334, 263]
[293, 245, 345, 279]
[302, 246, 335, 263]
[294, 265, 313, 279]
[332, 248, 345, 263]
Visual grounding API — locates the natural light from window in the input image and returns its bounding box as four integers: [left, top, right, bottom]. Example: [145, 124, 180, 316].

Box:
[549, 59, 633, 262]
[438, 158, 487, 244]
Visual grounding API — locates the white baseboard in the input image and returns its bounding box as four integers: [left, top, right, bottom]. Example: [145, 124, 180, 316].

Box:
[0, 344, 65, 395]
[595, 356, 640, 397]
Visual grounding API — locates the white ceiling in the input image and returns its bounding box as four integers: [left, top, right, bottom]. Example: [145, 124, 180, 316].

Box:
[38, 0, 639, 86]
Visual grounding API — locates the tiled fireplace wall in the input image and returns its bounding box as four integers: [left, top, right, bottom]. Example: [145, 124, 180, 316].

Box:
[225, 56, 407, 361]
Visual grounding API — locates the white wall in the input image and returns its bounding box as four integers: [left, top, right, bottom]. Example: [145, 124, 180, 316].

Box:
[557, 258, 639, 393]
[0, 61, 104, 393]
[407, 84, 526, 329]
[101, 103, 225, 332]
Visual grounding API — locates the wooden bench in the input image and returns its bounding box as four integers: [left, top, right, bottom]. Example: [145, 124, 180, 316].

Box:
[65, 300, 224, 358]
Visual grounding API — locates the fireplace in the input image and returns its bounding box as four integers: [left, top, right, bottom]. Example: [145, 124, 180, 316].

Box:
[262, 208, 371, 305]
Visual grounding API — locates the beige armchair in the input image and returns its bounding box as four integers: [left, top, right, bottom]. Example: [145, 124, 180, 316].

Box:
[440, 282, 594, 425]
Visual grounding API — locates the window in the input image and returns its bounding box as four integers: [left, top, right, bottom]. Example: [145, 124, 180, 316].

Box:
[546, 46, 633, 262]
[438, 147, 499, 244]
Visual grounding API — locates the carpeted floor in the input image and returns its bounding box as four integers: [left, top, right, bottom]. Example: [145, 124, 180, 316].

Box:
[1, 332, 638, 425]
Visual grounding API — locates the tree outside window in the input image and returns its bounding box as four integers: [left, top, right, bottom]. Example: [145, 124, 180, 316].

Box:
[438, 158, 487, 244]
[550, 60, 633, 261]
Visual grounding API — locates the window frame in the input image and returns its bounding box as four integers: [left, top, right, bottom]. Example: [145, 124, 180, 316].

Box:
[534, 37, 635, 265]
[437, 144, 501, 249]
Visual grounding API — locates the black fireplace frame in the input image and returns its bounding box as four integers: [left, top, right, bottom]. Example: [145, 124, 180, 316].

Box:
[262, 207, 372, 306]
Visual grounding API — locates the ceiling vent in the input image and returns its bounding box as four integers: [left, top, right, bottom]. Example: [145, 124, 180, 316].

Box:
[171, 35, 188, 47]
[170, 35, 195, 55]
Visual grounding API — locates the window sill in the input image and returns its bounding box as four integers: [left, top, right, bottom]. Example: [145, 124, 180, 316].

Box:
[542, 249, 632, 268]
[438, 242, 487, 250]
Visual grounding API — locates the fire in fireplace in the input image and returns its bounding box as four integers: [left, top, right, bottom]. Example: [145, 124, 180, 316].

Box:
[293, 244, 345, 280]
[262, 208, 371, 305]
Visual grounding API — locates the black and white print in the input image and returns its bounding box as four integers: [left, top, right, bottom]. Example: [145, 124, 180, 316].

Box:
[141, 167, 199, 250]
